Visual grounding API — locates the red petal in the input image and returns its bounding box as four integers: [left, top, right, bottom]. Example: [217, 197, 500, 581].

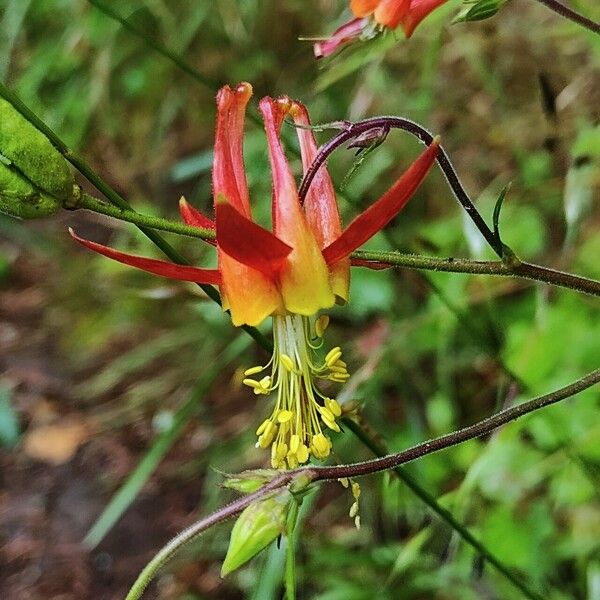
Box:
[290, 101, 350, 302]
[179, 197, 215, 229]
[258, 96, 335, 315]
[402, 0, 448, 37]
[374, 0, 411, 28]
[69, 228, 222, 285]
[213, 83, 252, 217]
[215, 196, 292, 276]
[179, 197, 216, 246]
[323, 138, 439, 265]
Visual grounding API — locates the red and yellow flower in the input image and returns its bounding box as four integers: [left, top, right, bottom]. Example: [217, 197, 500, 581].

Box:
[314, 0, 448, 58]
[71, 82, 438, 468]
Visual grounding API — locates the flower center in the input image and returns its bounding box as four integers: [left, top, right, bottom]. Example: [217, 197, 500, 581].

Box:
[243, 313, 349, 469]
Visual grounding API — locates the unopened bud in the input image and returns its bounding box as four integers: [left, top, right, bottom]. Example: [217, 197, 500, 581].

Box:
[221, 489, 291, 576]
[222, 469, 278, 494]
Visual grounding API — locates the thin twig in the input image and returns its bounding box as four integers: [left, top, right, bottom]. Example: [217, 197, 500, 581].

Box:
[298, 116, 504, 257]
[352, 251, 600, 297]
[312, 369, 600, 480]
[532, 0, 600, 34]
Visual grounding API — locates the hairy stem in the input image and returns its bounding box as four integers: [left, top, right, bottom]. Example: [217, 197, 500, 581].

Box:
[77, 193, 216, 242]
[352, 251, 600, 297]
[313, 369, 600, 480]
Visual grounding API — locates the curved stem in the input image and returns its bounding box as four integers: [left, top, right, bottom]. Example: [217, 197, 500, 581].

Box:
[298, 116, 504, 257]
[312, 368, 600, 480]
[532, 0, 600, 34]
[125, 472, 297, 600]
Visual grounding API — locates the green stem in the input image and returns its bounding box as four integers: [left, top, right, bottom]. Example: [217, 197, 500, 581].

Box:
[352, 250, 600, 297]
[78, 193, 215, 242]
[285, 500, 300, 600]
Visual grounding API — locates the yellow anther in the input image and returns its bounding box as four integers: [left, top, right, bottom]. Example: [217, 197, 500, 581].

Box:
[312, 433, 331, 456]
[287, 453, 299, 468]
[276, 442, 288, 460]
[296, 443, 309, 463]
[318, 406, 335, 422]
[335, 359, 347, 368]
[290, 434, 300, 454]
[277, 410, 294, 423]
[325, 398, 342, 417]
[322, 415, 341, 432]
[259, 375, 272, 388]
[258, 422, 277, 448]
[330, 372, 350, 382]
[338, 477, 349, 488]
[325, 346, 342, 367]
[349, 501, 359, 518]
[255, 418, 270, 436]
[354, 516, 361, 530]
[244, 365, 264, 376]
[351, 482, 361, 499]
[243, 378, 262, 389]
[280, 354, 296, 372]
[329, 365, 348, 374]
[315, 315, 330, 337]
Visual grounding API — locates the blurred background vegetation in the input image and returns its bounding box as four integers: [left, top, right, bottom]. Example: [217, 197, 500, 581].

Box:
[0, 0, 599, 598]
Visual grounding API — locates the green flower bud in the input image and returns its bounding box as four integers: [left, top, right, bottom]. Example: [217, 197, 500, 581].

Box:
[0, 98, 74, 202]
[222, 469, 279, 494]
[221, 490, 291, 577]
[0, 161, 62, 219]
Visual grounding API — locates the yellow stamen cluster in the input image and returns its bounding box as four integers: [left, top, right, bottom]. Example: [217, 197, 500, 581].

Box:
[243, 313, 350, 468]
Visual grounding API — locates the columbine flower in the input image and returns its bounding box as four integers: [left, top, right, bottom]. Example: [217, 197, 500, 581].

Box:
[70, 82, 438, 468]
[314, 0, 448, 58]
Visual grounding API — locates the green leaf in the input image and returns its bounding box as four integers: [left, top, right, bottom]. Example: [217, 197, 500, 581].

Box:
[221, 490, 292, 577]
[453, 0, 507, 23]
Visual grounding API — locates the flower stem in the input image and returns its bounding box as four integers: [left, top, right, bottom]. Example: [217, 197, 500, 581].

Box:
[532, 0, 600, 34]
[352, 250, 600, 297]
[313, 368, 600, 480]
[298, 116, 504, 257]
[77, 193, 215, 242]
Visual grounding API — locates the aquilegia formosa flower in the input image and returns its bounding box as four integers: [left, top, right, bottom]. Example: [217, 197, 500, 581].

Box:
[70, 82, 438, 468]
[314, 0, 448, 58]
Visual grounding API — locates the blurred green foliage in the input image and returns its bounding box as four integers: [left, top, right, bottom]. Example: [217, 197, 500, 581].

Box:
[1, 0, 599, 599]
